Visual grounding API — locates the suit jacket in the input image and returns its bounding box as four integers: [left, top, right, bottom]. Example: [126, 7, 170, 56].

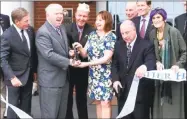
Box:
[175, 13, 187, 36]
[0, 25, 37, 86]
[0, 14, 10, 31]
[149, 23, 186, 68]
[112, 35, 156, 103]
[36, 21, 70, 88]
[131, 16, 154, 40]
[65, 23, 94, 79]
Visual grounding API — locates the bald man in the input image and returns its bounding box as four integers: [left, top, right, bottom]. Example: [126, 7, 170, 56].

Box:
[125, 2, 138, 20]
[112, 20, 156, 119]
[35, 4, 80, 118]
[116, 2, 138, 41]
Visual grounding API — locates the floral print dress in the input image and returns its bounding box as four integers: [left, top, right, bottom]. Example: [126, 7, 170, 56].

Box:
[86, 30, 116, 101]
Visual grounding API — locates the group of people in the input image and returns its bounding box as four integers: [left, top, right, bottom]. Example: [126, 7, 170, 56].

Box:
[0, 0, 186, 119]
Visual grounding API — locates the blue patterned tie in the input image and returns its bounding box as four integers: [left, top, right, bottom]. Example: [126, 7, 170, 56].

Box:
[56, 27, 62, 39]
[126, 44, 131, 68]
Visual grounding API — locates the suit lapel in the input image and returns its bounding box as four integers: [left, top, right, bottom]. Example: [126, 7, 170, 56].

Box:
[45, 22, 67, 54]
[12, 26, 29, 56]
[119, 41, 127, 69]
[71, 23, 79, 42]
[60, 26, 68, 54]
[127, 38, 141, 71]
[80, 24, 90, 46]
[145, 20, 153, 38]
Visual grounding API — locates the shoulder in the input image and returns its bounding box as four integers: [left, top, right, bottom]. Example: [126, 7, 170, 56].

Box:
[175, 13, 186, 20]
[0, 14, 9, 19]
[131, 16, 141, 23]
[85, 23, 95, 32]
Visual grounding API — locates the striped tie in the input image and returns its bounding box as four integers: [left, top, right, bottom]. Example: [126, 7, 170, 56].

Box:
[126, 44, 131, 68]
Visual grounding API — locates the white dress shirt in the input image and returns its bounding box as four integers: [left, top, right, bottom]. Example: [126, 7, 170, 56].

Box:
[13, 24, 30, 50]
[127, 35, 137, 52]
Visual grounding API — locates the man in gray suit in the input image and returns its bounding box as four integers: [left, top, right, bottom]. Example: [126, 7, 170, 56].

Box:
[35, 4, 80, 118]
[0, 8, 37, 118]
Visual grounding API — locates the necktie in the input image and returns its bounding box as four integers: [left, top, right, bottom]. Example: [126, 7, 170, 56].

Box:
[21, 30, 29, 51]
[56, 27, 62, 39]
[79, 31, 82, 41]
[140, 18, 146, 39]
[126, 44, 131, 68]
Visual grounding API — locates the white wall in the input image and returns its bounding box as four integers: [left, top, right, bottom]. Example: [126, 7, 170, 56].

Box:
[96, 1, 107, 13]
[1, 1, 34, 26]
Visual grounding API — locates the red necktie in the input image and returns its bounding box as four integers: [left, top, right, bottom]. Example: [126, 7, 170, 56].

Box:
[140, 19, 146, 39]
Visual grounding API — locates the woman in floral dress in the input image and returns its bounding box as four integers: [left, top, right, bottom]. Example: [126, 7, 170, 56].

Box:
[73, 10, 116, 119]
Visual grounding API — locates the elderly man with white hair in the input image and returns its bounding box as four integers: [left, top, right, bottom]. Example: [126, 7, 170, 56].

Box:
[35, 3, 80, 118]
[65, 3, 94, 119]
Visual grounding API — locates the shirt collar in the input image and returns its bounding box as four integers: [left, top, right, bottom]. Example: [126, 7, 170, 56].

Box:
[13, 24, 22, 33]
[127, 35, 137, 47]
[140, 12, 150, 22]
[76, 24, 84, 33]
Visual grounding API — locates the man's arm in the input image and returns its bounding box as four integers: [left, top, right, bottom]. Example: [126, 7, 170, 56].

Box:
[0, 33, 15, 80]
[143, 41, 156, 71]
[35, 30, 70, 70]
[111, 41, 120, 82]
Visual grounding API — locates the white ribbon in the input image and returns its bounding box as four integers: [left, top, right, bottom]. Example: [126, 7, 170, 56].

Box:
[1, 95, 33, 119]
[116, 69, 186, 118]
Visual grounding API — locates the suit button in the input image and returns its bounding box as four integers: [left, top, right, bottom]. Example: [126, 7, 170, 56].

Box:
[126, 73, 128, 76]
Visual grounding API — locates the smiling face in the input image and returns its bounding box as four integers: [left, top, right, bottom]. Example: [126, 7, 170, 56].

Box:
[75, 10, 89, 29]
[47, 8, 64, 27]
[95, 14, 105, 31]
[152, 13, 165, 28]
[137, 1, 151, 17]
[125, 2, 138, 19]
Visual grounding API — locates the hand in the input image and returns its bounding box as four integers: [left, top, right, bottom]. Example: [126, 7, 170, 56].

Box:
[72, 42, 83, 50]
[171, 65, 179, 73]
[77, 62, 89, 68]
[113, 81, 122, 93]
[135, 65, 147, 79]
[11, 76, 22, 87]
[70, 59, 81, 66]
[156, 62, 164, 70]
[33, 73, 37, 81]
[69, 50, 75, 57]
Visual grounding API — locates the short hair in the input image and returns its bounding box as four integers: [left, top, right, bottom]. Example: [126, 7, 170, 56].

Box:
[11, 7, 28, 23]
[97, 11, 113, 32]
[146, 0, 152, 6]
[45, 4, 63, 14]
[150, 8, 167, 21]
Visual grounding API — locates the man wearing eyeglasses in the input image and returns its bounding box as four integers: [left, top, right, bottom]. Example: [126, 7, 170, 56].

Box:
[175, 1, 187, 119]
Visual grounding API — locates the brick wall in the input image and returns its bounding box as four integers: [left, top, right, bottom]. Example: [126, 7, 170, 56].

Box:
[34, 1, 96, 31]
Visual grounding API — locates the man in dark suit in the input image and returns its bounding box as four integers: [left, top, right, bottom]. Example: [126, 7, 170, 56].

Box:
[0, 14, 10, 33]
[175, 1, 187, 119]
[0, 13, 11, 118]
[35, 4, 79, 118]
[131, 0, 153, 40]
[112, 20, 156, 119]
[0, 8, 37, 118]
[65, 3, 94, 119]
